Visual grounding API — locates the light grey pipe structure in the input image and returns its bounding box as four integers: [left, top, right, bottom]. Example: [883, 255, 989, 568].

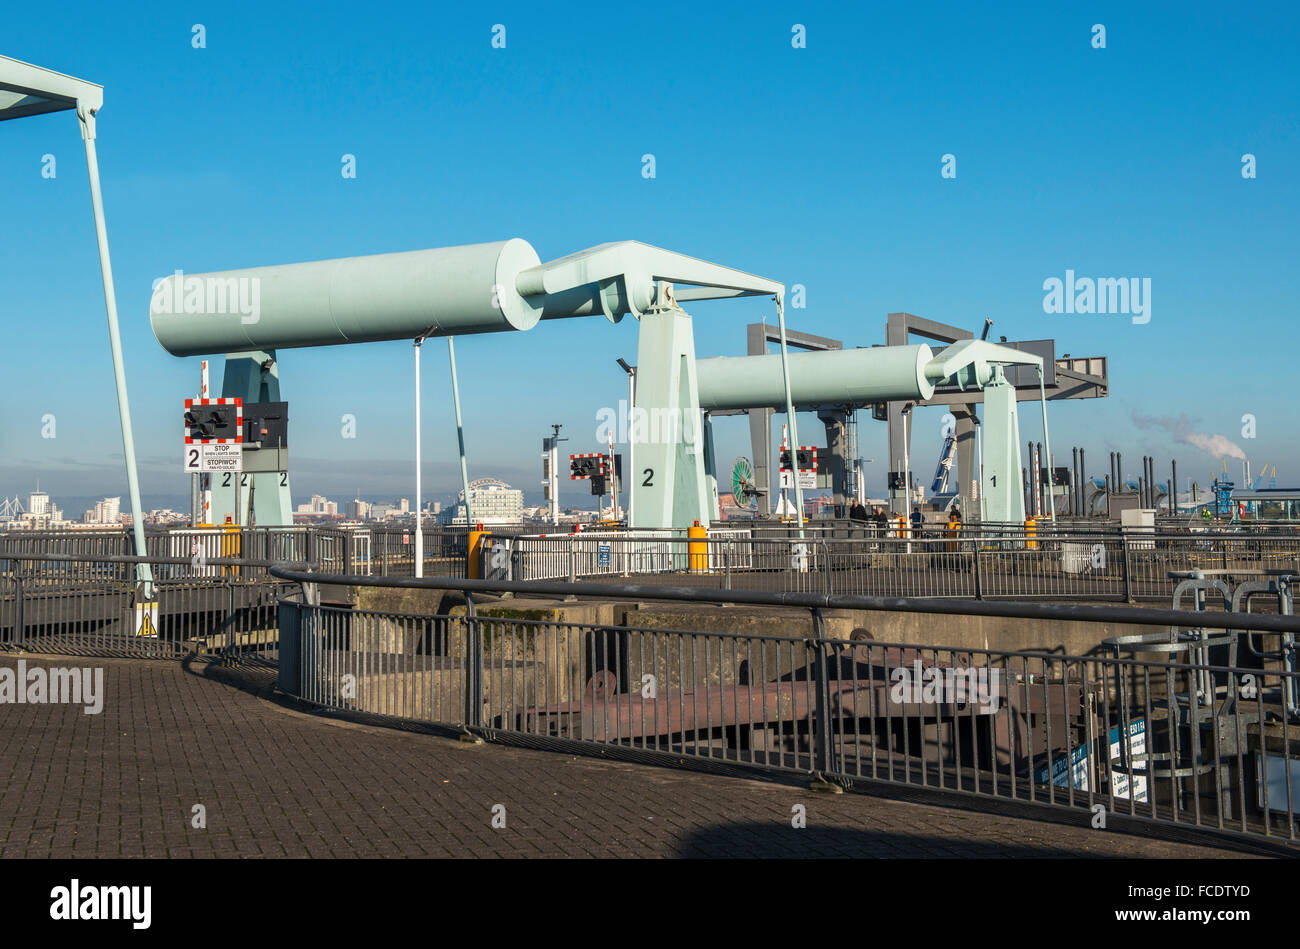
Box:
[696, 344, 937, 408]
[151, 239, 788, 532]
[694, 339, 1049, 525]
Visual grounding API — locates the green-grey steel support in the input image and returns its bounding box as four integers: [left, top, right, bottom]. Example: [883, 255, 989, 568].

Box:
[980, 366, 1025, 525]
[78, 105, 153, 595]
[212, 350, 293, 526]
[628, 291, 712, 534]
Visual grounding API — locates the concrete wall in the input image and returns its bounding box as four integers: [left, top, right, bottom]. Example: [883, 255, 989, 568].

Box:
[351, 586, 1160, 704]
[619, 603, 1157, 658]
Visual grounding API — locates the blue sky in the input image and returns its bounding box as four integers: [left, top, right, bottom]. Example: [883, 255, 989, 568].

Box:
[1, 1, 1297, 510]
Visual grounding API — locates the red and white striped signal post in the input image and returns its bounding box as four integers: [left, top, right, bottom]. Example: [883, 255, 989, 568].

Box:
[184, 390, 244, 525]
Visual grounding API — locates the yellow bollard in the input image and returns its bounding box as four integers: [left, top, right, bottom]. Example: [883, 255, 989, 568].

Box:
[688, 520, 708, 572]
[221, 520, 241, 578]
[468, 523, 490, 578]
[1025, 516, 1037, 549]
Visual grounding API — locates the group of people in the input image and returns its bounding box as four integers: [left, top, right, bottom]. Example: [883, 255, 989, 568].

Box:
[847, 500, 962, 534]
[848, 500, 890, 527]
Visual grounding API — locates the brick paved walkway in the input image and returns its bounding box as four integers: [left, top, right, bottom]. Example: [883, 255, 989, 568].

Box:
[0, 656, 1273, 858]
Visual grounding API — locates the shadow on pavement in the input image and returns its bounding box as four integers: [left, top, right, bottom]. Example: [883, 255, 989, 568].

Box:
[675, 821, 1103, 858]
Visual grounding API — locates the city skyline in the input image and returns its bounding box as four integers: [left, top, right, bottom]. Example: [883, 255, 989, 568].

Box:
[0, 478, 631, 524]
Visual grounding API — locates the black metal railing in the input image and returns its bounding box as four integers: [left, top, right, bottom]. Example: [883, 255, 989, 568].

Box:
[270, 566, 1300, 849]
[0, 525, 470, 580]
[0, 552, 295, 660]
[494, 530, 1300, 602]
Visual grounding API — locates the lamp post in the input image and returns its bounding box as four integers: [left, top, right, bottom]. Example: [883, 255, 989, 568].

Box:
[617, 358, 636, 527]
[413, 335, 425, 578]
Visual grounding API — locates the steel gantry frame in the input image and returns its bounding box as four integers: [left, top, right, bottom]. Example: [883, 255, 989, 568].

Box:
[884, 313, 1108, 519]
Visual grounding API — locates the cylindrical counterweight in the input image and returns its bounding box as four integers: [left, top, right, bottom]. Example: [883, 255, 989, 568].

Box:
[695, 344, 936, 411]
[150, 239, 545, 356]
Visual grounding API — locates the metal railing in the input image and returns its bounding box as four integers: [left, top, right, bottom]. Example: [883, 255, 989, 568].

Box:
[0, 525, 469, 579]
[486, 530, 1300, 602]
[734, 517, 1300, 537]
[272, 567, 1300, 849]
[0, 552, 294, 660]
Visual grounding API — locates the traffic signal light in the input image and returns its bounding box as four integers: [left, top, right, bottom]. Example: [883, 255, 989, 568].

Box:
[184, 398, 242, 443]
[241, 401, 287, 448]
[1043, 466, 1071, 487]
[779, 448, 817, 470]
[569, 454, 605, 480]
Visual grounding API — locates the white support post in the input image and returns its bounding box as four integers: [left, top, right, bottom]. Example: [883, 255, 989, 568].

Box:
[902, 406, 912, 552]
[414, 338, 424, 578]
[200, 360, 212, 525]
[1038, 367, 1056, 522]
[448, 337, 473, 527]
[626, 367, 636, 527]
[774, 295, 805, 538]
[550, 441, 560, 526]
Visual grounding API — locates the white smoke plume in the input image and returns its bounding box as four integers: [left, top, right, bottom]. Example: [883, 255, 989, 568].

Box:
[1131, 412, 1246, 460]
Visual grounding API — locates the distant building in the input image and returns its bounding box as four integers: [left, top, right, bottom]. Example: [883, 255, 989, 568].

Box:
[296, 495, 338, 516]
[145, 509, 188, 526]
[84, 497, 122, 525]
[438, 478, 523, 527]
[11, 489, 66, 529]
